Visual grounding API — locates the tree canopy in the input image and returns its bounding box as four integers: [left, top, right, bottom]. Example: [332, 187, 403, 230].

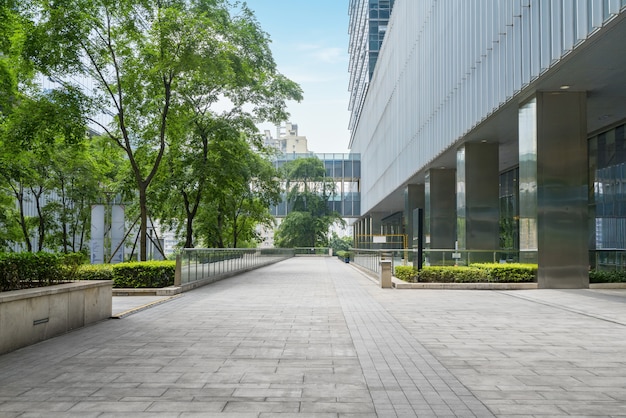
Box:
[6, 0, 302, 257]
[274, 157, 344, 248]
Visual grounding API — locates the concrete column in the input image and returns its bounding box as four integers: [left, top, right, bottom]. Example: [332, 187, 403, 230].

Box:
[404, 184, 425, 249]
[371, 212, 383, 237]
[518, 92, 588, 288]
[457, 143, 500, 262]
[425, 169, 457, 257]
[380, 260, 392, 288]
[356, 218, 365, 248]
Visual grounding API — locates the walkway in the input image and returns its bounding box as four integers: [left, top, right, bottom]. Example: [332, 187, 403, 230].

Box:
[1, 258, 626, 417]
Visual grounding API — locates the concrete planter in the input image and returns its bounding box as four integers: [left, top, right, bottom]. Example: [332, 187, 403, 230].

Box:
[0, 280, 112, 355]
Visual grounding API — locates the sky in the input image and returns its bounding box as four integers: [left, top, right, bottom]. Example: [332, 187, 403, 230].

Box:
[241, 0, 351, 153]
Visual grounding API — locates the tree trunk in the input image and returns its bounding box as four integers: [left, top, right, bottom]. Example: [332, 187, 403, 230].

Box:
[60, 178, 68, 253]
[16, 188, 32, 252]
[182, 190, 199, 248]
[31, 187, 45, 252]
[184, 216, 194, 248]
[139, 185, 148, 261]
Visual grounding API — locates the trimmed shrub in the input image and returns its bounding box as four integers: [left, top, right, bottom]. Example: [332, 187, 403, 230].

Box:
[75, 261, 176, 288]
[75, 264, 115, 281]
[394, 265, 418, 282]
[336, 250, 351, 260]
[413, 263, 536, 283]
[418, 266, 457, 283]
[470, 263, 537, 282]
[0, 252, 65, 291]
[110, 261, 175, 288]
[590, 270, 626, 283]
[451, 267, 485, 282]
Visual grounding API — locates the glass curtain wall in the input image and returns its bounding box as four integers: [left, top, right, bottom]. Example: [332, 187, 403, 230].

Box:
[270, 154, 361, 218]
[589, 123, 626, 251]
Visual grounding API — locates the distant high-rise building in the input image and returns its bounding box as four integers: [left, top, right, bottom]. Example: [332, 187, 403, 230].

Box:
[263, 122, 310, 154]
[347, 0, 395, 140]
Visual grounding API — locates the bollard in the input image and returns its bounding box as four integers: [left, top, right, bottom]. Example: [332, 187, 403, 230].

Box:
[380, 260, 392, 288]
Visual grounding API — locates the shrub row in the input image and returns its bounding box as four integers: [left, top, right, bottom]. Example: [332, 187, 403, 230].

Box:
[336, 251, 351, 261]
[589, 270, 626, 283]
[0, 252, 86, 292]
[394, 263, 538, 283]
[75, 261, 176, 288]
[0, 252, 176, 291]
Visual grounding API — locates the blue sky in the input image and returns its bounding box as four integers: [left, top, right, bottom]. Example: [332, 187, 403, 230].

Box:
[242, 0, 351, 153]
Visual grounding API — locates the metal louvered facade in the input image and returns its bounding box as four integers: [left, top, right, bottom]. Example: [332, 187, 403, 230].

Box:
[350, 0, 626, 215]
[347, 0, 395, 137]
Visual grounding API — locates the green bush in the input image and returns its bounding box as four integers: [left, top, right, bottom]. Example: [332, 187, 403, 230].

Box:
[451, 267, 485, 282]
[336, 250, 351, 260]
[1, 252, 176, 291]
[411, 263, 537, 283]
[418, 266, 458, 283]
[74, 264, 115, 281]
[0, 252, 66, 291]
[110, 261, 175, 288]
[590, 270, 626, 283]
[75, 261, 175, 288]
[394, 265, 418, 282]
[470, 263, 537, 282]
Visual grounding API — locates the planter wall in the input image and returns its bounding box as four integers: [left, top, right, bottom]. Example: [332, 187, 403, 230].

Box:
[0, 280, 112, 355]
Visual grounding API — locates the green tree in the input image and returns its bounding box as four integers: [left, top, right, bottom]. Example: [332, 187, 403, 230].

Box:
[27, 0, 301, 259]
[329, 233, 352, 253]
[0, 2, 95, 252]
[205, 138, 280, 248]
[275, 157, 344, 248]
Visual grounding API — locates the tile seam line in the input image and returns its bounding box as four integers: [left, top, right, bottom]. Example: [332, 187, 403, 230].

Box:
[332, 261, 495, 417]
[324, 260, 379, 415]
[500, 290, 626, 327]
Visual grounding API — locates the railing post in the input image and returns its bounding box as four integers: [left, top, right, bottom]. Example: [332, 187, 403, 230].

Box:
[175, 253, 182, 286]
[380, 260, 392, 288]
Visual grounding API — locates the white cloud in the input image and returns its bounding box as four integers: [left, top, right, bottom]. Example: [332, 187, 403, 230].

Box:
[294, 43, 347, 64]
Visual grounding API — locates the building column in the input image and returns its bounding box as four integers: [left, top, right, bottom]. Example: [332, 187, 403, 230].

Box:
[457, 143, 500, 262]
[356, 218, 365, 248]
[519, 92, 588, 288]
[371, 212, 383, 237]
[404, 184, 425, 249]
[425, 169, 457, 263]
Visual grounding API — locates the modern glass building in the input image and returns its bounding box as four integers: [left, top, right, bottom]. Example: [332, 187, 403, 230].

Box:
[349, 0, 626, 288]
[270, 153, 361, 218]
[348, 0, 395, 137]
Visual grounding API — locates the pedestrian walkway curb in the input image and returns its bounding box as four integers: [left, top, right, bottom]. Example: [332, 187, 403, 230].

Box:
[111, 294, 181, 319]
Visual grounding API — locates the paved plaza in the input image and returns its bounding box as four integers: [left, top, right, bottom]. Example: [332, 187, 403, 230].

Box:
[1, 258, 626, 417]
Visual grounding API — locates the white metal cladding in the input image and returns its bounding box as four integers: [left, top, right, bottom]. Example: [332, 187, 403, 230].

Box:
[351, 0, 626, 214]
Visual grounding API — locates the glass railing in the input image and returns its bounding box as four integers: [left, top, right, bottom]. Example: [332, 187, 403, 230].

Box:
[350, 248, 523, 274]
[177, 248, 294, 286]
[293, 247, 332, 256]
[590, 250, 626, 271]
[351, 248, 626, 275]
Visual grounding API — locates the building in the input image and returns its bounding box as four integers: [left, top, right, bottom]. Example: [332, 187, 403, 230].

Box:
[348, 0, 626, 288]
[348, 0, 395, 137]
[263, 122, 309, 155]
[258, 125, 361, 247]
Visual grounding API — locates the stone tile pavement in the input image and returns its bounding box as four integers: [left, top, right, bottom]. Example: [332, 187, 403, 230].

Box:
[1, 257, 626, 417]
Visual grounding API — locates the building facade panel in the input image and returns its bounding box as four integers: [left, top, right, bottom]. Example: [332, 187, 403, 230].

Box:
[351, 0, 625, 214]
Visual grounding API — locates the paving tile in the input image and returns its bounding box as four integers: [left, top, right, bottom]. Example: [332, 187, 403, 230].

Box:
[2, 258, 626, 416]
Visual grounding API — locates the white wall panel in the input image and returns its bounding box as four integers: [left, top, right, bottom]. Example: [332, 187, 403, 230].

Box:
[351, 0, 624, 213]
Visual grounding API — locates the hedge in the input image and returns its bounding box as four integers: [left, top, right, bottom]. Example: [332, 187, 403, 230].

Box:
[75, 261, 176, 288]
[394, 263, 537, 283]
[589, 270, 626, 283]
[336, 251, 351, 260]
[0, 253, 176, 291]
[394, 265, 417, 282]
[0, 252, 84, 291]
